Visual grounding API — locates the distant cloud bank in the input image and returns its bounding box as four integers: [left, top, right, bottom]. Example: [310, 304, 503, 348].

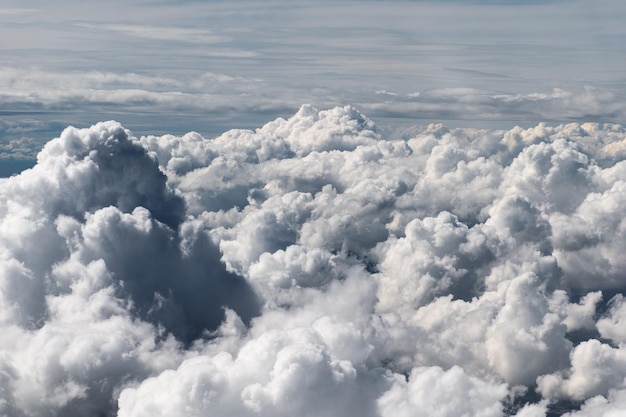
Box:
[2, 64, 625, 161]
[2, 0, 625, 160]
[2, 106, 626, 416]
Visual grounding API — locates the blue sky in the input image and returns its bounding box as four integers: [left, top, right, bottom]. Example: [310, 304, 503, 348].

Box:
[1, 0, 625, 160]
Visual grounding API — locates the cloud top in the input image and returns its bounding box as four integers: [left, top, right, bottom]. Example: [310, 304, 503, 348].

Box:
[2, 106, 626, 416]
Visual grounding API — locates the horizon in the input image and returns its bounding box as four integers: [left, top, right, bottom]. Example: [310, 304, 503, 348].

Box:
[2, 0, 626, 160]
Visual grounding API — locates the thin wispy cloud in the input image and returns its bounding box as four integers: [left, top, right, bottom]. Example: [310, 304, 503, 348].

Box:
[75, 23, 231, 44]
[0, 8, 37, 15]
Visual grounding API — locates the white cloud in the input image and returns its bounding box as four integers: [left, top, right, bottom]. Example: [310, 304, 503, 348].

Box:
[117, 326, 386, 417]
[537, 339, 626, 401]
[3, 105, 626, 416]
[597, 294, 626, 344]
[563, 389, 626, 417]
[75, 23, 231, 44]
[377, 366, 507, 417]
[0, 8, 36, 15]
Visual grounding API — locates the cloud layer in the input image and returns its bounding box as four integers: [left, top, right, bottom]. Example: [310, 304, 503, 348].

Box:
[2, 1, 626, 160]
[2, 106, 626, 416]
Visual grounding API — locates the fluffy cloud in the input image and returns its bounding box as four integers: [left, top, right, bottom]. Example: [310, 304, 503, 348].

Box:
[2, 105, 626, 416]
[563, 389, 626, 417]
[537, 339, 626, 401]
[596, 294, 626, 344]
[117, 326, 385, 417]
[377, 366, 507, 417]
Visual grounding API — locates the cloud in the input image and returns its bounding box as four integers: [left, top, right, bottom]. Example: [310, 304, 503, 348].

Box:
[537, 339, 626, 401]
[0, 8, 37, 15]
[3, 0, 626, 170]
[117, 325, 386, 417]
[0, 66, 272, 118]
[562, 389, 626, 417]
[3, 105, 626, 416]
[361, 87, 626, 125]
[75, 23, 231, 44]
[377, 366, 507, 417]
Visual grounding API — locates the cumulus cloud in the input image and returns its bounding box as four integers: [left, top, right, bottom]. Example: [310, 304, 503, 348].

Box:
[3, 105, 626, 416]
[377, 366, 508, 417]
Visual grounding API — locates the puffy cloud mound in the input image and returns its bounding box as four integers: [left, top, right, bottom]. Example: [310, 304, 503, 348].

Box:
[2, 105, 626, 416]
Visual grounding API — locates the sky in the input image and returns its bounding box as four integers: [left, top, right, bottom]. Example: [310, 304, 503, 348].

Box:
[3, 2, 626, 417]
[1, 0, 626, 162]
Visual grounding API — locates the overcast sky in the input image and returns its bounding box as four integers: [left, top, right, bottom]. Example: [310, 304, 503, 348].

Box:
[1, 0, 625, 160]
